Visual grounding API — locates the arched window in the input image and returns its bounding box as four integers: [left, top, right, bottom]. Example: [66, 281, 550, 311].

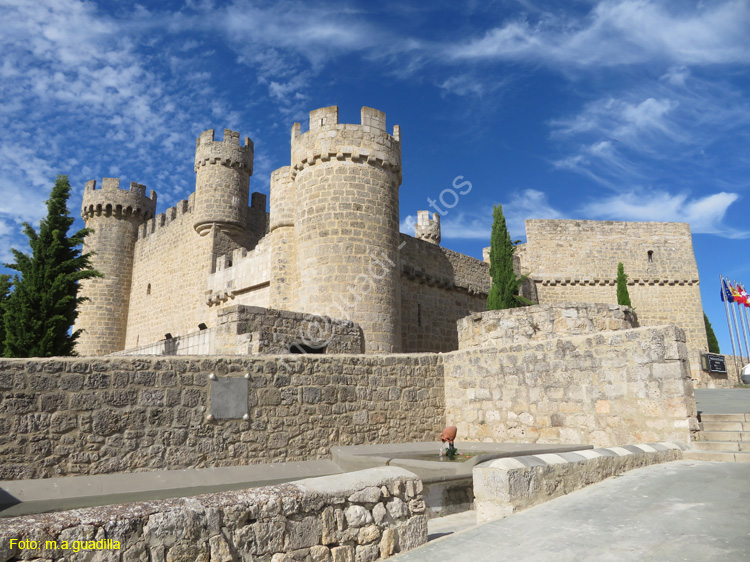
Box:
[647, 250, 654, 263]
[147, 283, 151, 295]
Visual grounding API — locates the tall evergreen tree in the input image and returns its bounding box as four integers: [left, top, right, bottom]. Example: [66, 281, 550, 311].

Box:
[704, 312, 720, 353]
[0, 274, 11, 350]
[487, 204, 528, 310]
[3, 175, 101, 357]
[616, 262, 632, 308]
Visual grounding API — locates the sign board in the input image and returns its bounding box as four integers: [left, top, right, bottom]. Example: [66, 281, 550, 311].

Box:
[701, 353, 727, 374]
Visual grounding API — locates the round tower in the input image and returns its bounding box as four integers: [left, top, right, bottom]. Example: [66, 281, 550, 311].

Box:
[75, 178, 157, 355]
[269, 166, 297, 310]
[415, 210, 441, 245]
[290, 106, 402, 353]
[193, 128, 254, 236]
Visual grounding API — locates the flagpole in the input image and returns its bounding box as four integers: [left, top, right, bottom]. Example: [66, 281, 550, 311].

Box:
[721, 275, 741, 383]
[735, 280, 750, 362]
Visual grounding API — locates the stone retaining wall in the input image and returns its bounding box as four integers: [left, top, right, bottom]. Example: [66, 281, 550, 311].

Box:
[0, 355, 443, 480]
[0, 466, 427, 562]
[473, 442, 686, 523]
[443, 325, 698, 447]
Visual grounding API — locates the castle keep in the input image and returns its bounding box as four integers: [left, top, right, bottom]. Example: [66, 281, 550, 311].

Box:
[74, 104, 710, 384]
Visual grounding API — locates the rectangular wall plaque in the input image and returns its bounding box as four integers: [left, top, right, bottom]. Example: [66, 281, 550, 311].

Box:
[209, 377, 249, 419]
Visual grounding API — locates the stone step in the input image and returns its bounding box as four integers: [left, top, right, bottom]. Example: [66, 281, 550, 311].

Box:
[684, 450, 750, 463]
[694, 431, 750, 442]
[692, 441, 739, 452]
[701, 421, 750, 432]
[700, 413, 750, 423]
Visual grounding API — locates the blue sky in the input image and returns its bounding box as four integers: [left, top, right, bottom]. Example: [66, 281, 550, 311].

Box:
[1, 0, 749, 353]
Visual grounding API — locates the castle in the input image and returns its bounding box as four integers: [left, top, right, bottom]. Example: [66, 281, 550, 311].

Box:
[74, 105, 711, 384]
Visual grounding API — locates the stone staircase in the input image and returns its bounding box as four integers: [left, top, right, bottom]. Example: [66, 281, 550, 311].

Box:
[685, 413, 750, 462]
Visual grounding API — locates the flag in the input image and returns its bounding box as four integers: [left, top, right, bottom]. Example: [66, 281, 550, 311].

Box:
[730, 282, 744, 304]
[721, 278, 734, 302]
[739, 283, 749, 307]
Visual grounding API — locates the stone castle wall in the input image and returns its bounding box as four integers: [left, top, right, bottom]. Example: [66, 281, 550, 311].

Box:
[516, 219, 708, 384]
[205, 238, 272, 310]
[125, 196, 216, 348]
[0, 355, 444, 480]
[124, 191, 269, 349]
[399, 234, 489, 352]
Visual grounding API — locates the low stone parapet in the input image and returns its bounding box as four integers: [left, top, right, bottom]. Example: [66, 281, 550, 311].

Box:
[0, 466, 427, 561]
[457, 302, 638, 349]
[473, 442, 687, 523]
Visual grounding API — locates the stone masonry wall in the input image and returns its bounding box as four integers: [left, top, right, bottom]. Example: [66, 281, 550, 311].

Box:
[516, 219, 708, 384]
[458, 303, 639, 349]
[399, 234, 489, 352]
[125, 198, 218, 349]
[212, 305, 364, 354]
[443, 325, 698, 448]
[0, 466, 428, 562]
[0, 355, 444, 480]
[205, 237, 272, 310]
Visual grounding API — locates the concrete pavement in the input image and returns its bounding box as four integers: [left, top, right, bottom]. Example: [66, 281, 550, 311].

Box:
[695, 389, 750, 414]
[394, 460, 750, 561]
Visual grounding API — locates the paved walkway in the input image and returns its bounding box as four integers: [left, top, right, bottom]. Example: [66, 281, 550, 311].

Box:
[695, 388, 750, 414]
[394, 461, 750, 562]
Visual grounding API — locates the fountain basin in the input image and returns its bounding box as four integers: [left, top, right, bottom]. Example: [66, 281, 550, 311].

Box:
[331, 442, 594, 516]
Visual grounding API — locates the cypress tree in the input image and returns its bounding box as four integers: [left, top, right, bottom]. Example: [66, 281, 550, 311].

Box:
[616, 262, 632, 308]
[3, 175, 102, 357]
[704, 312, 720, 353]
[487, 204, 528, 310]
[0, 274, 11, 349]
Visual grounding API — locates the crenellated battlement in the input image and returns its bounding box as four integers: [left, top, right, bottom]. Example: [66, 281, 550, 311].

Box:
[81, 178, 157, 222]
[137, 198, 192, 240]
[194, 128, 254, 173]
[290, 106, 401, 182]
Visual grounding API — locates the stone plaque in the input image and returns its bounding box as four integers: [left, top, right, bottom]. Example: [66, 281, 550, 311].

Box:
[209, 377, 248, 419]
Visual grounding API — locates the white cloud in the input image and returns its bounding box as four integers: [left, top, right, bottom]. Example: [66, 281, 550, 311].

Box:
[548, 67, 750, 190]
[582, 190, 748, 238]
[448, 0, 750, 67]
[551, 97, 682, 147]
[438, 75, 486, 97]
[400, 214, 417, 235]
[503, 189, 566, 238]
[661, 65, 691, 87]
[441, 213, 493, 240]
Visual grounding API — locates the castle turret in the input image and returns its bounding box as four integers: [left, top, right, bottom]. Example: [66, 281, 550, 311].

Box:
[290, 106, 402, 353]
[193, 128, 254, 236]
[269, 166, 297, 310]
[415, 210, 441, 245]
[75, 178, 156, 355]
